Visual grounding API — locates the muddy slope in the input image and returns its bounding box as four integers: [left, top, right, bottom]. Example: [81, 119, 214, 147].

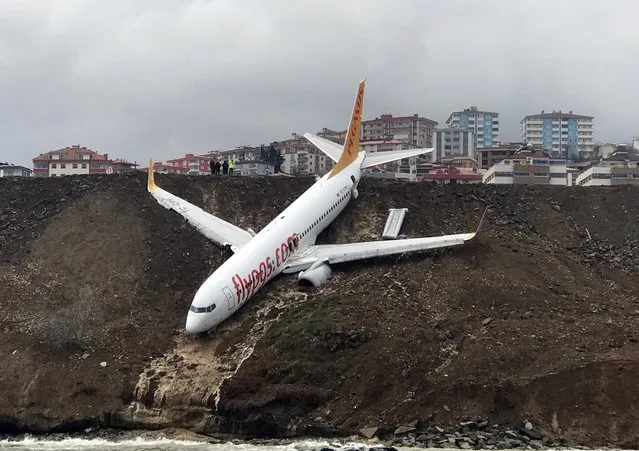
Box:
[0, 173, 638, 448]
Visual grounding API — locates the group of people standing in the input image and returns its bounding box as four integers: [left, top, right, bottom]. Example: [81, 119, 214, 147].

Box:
[210, 159, 234, 175]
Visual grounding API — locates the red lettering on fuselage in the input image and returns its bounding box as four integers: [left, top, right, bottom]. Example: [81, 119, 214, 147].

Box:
[231, 233, 298, 305]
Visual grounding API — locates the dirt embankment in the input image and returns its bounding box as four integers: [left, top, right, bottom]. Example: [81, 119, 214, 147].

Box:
[1, 173, 638, 448]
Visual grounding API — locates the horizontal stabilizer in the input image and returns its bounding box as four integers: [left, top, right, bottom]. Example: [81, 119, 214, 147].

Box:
[361, 147, 433, 169]
[304, 133, 343, 163]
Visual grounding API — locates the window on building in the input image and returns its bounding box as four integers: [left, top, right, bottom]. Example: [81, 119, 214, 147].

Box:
[72, 163, 78, 169]
[82, 163, 87, 169]
[61, 163, 66, 169]
[51, 163, 57, 169]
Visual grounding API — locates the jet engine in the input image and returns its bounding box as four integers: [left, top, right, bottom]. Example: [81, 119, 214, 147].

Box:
[298, 261, 332, 288]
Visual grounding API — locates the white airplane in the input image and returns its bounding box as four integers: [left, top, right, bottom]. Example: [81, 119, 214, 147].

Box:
[147, 79, 485, 334]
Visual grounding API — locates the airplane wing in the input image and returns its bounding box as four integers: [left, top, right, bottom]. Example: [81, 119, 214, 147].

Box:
[282, 208, 486, 273]
[147, 160, 253, 252]
[304, 133, 343, 162]
[361, 148, 434, 169]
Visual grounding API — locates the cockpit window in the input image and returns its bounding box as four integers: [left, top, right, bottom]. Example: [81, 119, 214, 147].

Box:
[189, 304, 216, 313]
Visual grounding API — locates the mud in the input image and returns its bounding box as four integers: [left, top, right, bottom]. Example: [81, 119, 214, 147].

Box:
[1, 173, 638, 448]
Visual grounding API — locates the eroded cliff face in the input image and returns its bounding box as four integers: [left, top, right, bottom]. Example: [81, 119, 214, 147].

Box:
[1, 173, 638, 448]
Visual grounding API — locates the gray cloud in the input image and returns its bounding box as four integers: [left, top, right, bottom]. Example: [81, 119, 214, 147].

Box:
[1, 0, 638, 167]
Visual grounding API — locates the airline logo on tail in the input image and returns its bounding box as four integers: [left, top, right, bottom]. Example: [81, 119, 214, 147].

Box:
[328, 79, 366, 178]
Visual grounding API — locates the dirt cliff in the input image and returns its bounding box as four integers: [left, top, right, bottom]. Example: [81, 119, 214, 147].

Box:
[1, 173, 638, 448]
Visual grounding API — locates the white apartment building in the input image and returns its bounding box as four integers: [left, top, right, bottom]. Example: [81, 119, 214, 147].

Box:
[431, 128, 476, 162]
[633, 137, 639, 152]
[575, 151, 639, 186]
[361, 114, 438, 148]
[521, 110, 595, 158]
[446, 106, 499, 149]
[483, 155, 580, 186]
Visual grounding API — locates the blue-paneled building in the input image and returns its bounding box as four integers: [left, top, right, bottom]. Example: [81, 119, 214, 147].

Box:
[521, 110, 594, 158]
[446, 106, 499, 149]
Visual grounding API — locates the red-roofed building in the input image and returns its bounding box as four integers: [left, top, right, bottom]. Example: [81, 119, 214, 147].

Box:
[420, 166, 483, 184]
[138, 162, 188, 175]
[166, 153, 214, 175]
[32, 145, 109, 177]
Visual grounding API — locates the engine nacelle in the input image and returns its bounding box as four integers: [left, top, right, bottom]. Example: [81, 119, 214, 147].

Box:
[298, 262, 332, 288]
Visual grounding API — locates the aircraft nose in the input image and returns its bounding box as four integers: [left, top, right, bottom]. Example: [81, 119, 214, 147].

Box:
[185, 311, 208, 334]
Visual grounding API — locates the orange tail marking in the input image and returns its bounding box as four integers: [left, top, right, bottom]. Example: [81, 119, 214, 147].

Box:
[147, 159, 157, 192]
[328, 79, 366, 178]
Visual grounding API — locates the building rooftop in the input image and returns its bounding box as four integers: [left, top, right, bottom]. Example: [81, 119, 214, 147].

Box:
[603, 151, 639, 162]
[521, 110, 594, 122]
[33, 145, 107, 162]
[360, 139, 407, 146]
[363, 113, 438, 125]
[446, 106, 499, 123]
[420, 166, 482, 181]
[0, 164, 32, 171]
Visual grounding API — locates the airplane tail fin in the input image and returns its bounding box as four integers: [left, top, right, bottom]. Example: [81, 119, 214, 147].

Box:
[328, 79, 365, 179]
[148, 159, 157, 193]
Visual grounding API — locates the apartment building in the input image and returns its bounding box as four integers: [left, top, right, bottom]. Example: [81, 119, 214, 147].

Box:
[32, 145, 110, 177]
[446, 106, 499, 149]
[440, 156, 478, 171]
[316, 127, 347, 144]
[359, 139, 431, 181]
[361, 114, 437, 148]
[483, 152, 580, 186]
[476, 142, 525, 169]
[0, 163, 32, 177]
[576, 150, 639, 186]
[206, 146, 262, 165]
[420, 166, 482, 184]
[521, 110, 595, 158]
[431, 128, 476, 162]
[108, 159, 139, 174]
[279, 134, 333, 175]
[235, 161, 275, 176]
[165, 153, 214, 175]
[149, 162, 188, 175]
[633, 137, 639, 152]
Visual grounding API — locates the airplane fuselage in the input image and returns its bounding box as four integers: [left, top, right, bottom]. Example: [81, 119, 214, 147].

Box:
[184, 153, 365, 333]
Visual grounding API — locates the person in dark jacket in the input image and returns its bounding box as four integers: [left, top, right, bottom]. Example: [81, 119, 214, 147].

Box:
[222, 160, 229, 175]
[209, 159, 215, 175]
[214, 161, 221, 175]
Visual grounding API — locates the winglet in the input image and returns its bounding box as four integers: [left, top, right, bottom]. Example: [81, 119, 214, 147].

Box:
[148, 159, 157, 193]
[328, 79, 366, 179]
[467, 206, 489, 240]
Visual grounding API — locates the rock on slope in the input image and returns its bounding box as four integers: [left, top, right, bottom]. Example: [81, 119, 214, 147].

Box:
[0, 173, 638, 448]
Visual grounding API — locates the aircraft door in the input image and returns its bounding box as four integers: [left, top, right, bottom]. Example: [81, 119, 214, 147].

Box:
[222, 286, 235, 310]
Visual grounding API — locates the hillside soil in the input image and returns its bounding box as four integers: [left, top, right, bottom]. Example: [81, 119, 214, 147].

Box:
[1, 173, 638, 448]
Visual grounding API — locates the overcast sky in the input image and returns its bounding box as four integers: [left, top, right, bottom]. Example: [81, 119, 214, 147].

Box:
[1, 0, 638, 167]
